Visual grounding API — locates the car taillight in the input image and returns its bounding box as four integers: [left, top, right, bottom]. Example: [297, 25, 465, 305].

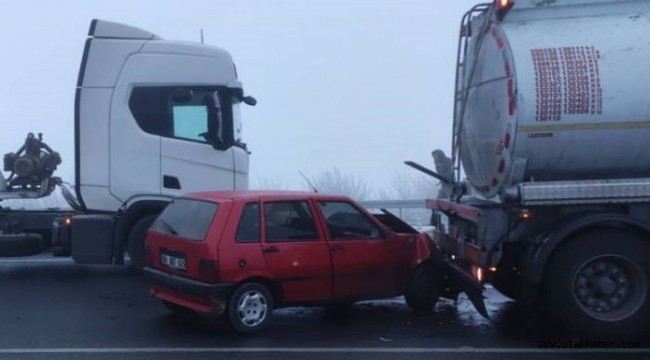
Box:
[198, 259, 220, 283]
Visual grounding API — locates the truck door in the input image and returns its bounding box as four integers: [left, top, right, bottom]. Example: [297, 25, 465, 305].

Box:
[260, 199, 332, 303]
[158, 87, 237, 195]
[317, 201, 401, 298]
[109, 52, 244, 200]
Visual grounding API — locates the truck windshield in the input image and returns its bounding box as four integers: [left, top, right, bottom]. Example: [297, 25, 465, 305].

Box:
[150, 199, 219, 241]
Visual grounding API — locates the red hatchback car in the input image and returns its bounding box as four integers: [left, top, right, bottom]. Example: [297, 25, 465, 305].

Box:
[143, 191, 438, 333]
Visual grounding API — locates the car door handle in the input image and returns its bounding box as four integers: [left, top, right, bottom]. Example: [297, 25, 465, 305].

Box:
[262, 246, 280, 254]
[330, 244, 345, 253]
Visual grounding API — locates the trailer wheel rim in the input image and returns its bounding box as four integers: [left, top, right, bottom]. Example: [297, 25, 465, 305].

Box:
[236, 290, 268, 328]
[573, 255, 647, 322]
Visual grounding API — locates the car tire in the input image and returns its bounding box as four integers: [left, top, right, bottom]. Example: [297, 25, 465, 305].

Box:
[405, 263, 441, 312]
[127, 214, 157, 270]
[542, 229, 650, 340]
[226, 282, 274, 334]
[0, 233, 44, 257]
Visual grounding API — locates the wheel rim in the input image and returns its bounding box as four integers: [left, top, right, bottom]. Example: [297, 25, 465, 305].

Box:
[573, 254, 647, 322]
[236, 290, 268, 327]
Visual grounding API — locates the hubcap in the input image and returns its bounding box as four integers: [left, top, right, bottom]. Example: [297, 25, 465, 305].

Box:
[237, 290, 268, 327]
[573, 255, 647, 322]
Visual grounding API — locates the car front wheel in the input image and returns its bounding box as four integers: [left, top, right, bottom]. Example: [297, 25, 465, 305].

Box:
[405, 263, 442, 312]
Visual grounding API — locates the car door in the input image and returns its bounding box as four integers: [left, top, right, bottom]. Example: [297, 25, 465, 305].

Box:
[317, 201, 405, 299]
[260, 198, 332, 303]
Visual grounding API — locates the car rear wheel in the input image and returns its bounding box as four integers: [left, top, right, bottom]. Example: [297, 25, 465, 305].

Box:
[227, 282, 274, 334]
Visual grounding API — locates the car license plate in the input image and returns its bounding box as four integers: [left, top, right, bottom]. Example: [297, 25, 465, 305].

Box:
[160, 253, 186, 271]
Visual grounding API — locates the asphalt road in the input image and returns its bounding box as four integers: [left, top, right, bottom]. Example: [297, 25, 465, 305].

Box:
[0, 258, 648, 360]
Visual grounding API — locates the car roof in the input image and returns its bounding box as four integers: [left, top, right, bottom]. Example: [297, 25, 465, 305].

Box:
[181, 190, 353, 202]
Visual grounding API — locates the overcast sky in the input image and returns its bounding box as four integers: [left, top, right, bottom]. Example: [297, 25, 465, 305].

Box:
[0, 0, 480, 198]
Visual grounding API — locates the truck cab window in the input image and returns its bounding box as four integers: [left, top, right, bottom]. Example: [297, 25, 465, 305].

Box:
[233, 99, 243, 144]
[171, 105, 209, 142]
[128, 86, 235, 147]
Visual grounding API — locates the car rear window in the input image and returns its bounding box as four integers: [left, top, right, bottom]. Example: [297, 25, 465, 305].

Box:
[150, 198, 219, 241]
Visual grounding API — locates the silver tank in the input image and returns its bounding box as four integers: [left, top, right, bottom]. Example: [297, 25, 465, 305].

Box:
[457, 0, 650, 198]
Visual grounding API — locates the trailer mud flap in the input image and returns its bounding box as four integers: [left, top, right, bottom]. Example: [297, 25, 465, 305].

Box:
[432, 256, 489, 318]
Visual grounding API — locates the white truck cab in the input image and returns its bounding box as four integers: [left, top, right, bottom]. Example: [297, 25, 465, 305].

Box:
[77, 19, 251, 212]
[0, 20, 255, 268]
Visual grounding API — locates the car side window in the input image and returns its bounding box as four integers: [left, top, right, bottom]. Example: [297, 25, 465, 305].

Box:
[318, 201, 382, 240]
[236, 202, 260, 243]
[264, 201, 319, 242]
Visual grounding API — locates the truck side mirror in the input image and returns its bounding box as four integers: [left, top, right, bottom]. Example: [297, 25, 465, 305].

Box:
[243, 96, 257, 106]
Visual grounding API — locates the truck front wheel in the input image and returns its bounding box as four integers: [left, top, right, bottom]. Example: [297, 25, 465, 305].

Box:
[127, 214, 157, 269]
[542, 229, 650, 339]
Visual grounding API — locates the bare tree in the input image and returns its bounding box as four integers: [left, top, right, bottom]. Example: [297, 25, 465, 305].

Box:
[390, 172, 438, 199]
[381, 172, 439, 226]
[253, 177, 290, 190]
[305, 168, 371, 200]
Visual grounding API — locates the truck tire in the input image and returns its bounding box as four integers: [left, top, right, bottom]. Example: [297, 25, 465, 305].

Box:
[491, 266, 521, 301]
[405, 263, 441, 312]
[542, 229, 650, 339]
[0, 233, 44, 257]
[127, 214, 157, 270]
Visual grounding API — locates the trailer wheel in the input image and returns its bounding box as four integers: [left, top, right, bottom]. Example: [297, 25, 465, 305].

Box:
[0, 233, 44, 257]
[405, 263, 442, 312]
[543, 229, 650, 339]
[127, 214, 157, 270]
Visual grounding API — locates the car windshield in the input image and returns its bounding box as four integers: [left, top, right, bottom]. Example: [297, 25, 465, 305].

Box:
[150, 198, 219, 241]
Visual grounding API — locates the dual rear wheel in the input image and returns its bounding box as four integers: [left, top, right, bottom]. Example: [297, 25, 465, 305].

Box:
[543, 229, 650, 339]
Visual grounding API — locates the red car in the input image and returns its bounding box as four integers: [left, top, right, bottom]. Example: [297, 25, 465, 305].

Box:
[143, 191, 439, 333]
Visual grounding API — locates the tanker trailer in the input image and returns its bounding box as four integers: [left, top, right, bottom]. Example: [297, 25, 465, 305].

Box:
[422, 0, 650, 339]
